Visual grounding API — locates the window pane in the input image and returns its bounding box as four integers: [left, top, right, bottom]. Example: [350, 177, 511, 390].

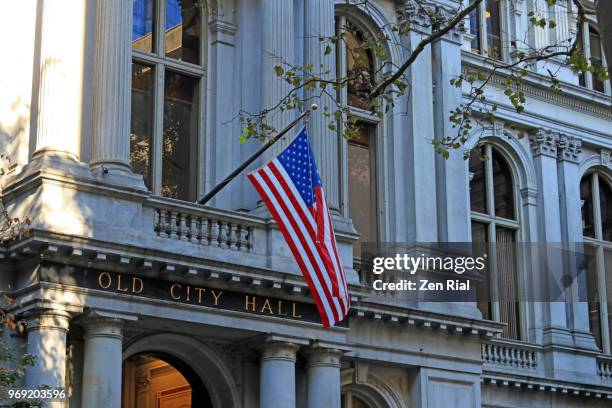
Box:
[600, 179, 612, 242]
[606, 248, 612, 349]
[486, 0, 501, 59]
[469, 150, 487, 213]
[589, 28, 604, 92]
[130, 63, 154, 190]
[353, 396, 370, 408]
[496, 227, 520, 339]
[580, 176, 595, 238]
[132, 0, 154, 52]
[162, 72, 198, 200]
[585, 243, 601, 349]
[345, 23, 375, 110]
[472, 222, 490, 320]
[348, 123, 376, 244]
[165, 0, 200, 64]
[492, 149, 515, 219]
[469, 8, 481, 52]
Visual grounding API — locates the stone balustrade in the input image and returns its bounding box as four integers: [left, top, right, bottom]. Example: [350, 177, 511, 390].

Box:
[597, 355, 612, 380]
[481, 340, 539, 370]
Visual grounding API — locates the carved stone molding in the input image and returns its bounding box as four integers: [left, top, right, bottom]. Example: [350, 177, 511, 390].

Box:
[556, 134, 582, 163]
[529, 128, 559, 158]
[601, 149, 611, 168]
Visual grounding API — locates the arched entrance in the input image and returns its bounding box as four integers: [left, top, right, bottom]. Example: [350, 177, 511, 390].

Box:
[123, 334, 240, 408]
[122, 352, 213, 408]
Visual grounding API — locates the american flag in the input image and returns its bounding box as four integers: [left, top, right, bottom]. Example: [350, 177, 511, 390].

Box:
[247, 128, 349, 327]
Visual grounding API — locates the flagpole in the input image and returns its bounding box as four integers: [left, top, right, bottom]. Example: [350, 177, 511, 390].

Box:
[197, 104, 318, 205]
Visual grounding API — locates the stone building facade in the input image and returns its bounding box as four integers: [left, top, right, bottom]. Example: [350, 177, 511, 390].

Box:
[0, 0, 611, 407]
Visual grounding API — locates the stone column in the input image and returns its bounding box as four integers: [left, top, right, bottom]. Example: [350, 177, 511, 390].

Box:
[529, 129, 569, 345]
[305, 347, 342, 408]
[24, 310, 70, 408]
[33, 0, 87, 161]
[90, 0, 143, 187]
[304, 0, 339, 210]
[81, 316, 124, 408]
[261, 0, 295, 155]
[260, 341, 299, 408]
[398, 7, 437, 242]
[556, 134, 594, 347]
[432, 22, 469, 243]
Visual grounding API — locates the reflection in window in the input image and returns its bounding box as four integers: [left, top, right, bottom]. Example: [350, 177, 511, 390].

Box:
[485, 0, 501, 59]
[133, 0, 155, 52]
[345, 23, 375, 110]
[590, 29, 604, 92]
[581, 176, 595, 238]
[162, 72, 198, 200]
[492, 150, 514, 219]
[348, 123, 377, 244]
[600, 179, 612, 242]
[165, 0, 200, 64]
[469, 8, 481, 53]
[469, 151, 487, 213]
[130, 64, 154, 189]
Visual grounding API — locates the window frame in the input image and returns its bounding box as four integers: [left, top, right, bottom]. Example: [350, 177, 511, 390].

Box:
[582, 171, 612, 353]
[468, 0, 509, 61]
[131, 0, 207, 199]
[578, 22, 611, 95]
[469, 144, 523, 339]
[336, 14, 383, 245]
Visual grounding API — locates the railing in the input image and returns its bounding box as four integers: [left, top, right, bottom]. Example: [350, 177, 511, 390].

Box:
[597, 355, 612, 380]
[150, 199, 255, 252]
[481, 340, 538, 370]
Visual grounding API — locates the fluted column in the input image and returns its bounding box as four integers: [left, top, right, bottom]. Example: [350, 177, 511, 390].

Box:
[90, 0, 140, 185]
[33, 0, 87, 160]
[261, 0, 295, 155]
[260, 341, 299, 408]
[24, 310, 70, 408]
[81, 315, 124, 408]
[305, 347, 342, 408]
[304, 0, 339, 210]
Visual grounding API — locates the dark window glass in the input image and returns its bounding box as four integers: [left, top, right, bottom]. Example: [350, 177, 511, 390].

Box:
[130, 63, 154, 189]
[133, 0, 155, 52]
[345, 23, 375, 110]
[496, 227, 520, 339]
[492, 150, 515, 219]
[581, 176, 595, 238]
[165, 0, 200, 64]
[469, 8, 481, 52]
[585, 242, 602, 349]
[348, 123, 376, 244]
[469, 150, 487, 213]
[606, 249, 612, 347]
[589, 28, 604, 92]
[162, 72, 198, 200]
[486, 0, 501, 59]
[472, 222, 490, 320]
[600, 179, 612, 241]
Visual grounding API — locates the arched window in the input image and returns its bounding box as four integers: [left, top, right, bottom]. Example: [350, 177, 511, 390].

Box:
[342, 391, 374, 408]
[469, 144, 521, 339]
[130, 0, 205, 200]
[581, 172, 612, 352]
[336, 15, 381, 247]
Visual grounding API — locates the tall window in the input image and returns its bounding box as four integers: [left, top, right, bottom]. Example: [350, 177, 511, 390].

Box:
[581, 172, 612, 353]
[336, 16, 380, 246]
[469, 145, 521, 339]
[131, 0, 204, 201]
[469, 0, 502, 59]
[578, 24, 610, 94]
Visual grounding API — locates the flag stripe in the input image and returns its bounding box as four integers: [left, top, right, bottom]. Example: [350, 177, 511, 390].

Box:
[247, 172, 334, 326]
[259, 165, 343, 321]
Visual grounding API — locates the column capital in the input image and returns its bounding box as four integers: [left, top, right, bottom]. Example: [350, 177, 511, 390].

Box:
[25, 309, 71, 333]
[529, 128, 559, 158]
[260, 341, 300, 363]
[556, 134, 582, 164]
[80, 310, 136, 340]
[304, 346, 343, 368]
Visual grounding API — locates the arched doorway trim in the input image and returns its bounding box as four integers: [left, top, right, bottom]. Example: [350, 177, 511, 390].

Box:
[341, 367, 407, 408]
[123, 333, 240, 408]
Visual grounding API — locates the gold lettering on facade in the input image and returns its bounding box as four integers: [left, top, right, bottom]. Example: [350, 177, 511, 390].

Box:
[117, 274, 129, 292]
[277, 300, 288, 316]
[196, 287, 206, 303]
[186, 285, 190, 301]
[261, 299, 274, 315]
[98, 272, 112, 289]
[292, 303, 302, 318]
[132, 277, 144, 294]
[170, 283, 182, 300]
[211, 290, 222, 306]
[245, 295, 256, 311]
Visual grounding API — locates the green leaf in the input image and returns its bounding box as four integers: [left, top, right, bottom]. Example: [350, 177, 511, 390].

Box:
[274, 65, 284, 77]
[324, 44, 332, 55]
